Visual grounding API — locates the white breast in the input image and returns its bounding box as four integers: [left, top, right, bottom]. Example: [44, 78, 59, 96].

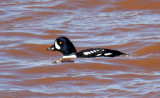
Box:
[63, 55, 77, 58]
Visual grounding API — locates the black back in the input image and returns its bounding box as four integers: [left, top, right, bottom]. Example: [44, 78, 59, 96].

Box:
[76, 48, 125, 58]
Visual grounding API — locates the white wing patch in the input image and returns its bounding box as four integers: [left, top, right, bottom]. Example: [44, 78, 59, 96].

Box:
[55, 41, 60, 50]
[90, 51, 94, 53]
[93, 50, 97, 52]
[104, 53, 112, 56]
[83, 50, 100, 56]
[83, 52, 91, 55]
[96, 54, 102, 56]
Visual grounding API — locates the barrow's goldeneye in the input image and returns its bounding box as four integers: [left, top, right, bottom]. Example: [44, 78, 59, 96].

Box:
[47, 36, 126, 59]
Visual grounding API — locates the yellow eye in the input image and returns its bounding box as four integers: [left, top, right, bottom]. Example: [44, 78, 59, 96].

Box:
[59, 42, 62, 44]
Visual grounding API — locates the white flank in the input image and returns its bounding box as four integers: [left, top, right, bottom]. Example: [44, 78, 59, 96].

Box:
[104, 53, 112, 56]
[63, 55, 77, 58]
[55, 41, 60, 50]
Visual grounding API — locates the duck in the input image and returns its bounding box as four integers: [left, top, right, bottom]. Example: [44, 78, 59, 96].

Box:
[47, 36, 126, 59]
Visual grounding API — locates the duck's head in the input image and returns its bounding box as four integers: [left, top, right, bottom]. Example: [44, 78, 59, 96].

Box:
[47, 36, 77, 56]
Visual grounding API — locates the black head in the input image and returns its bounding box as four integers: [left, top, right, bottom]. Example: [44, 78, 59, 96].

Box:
[47, 36, 77, 56]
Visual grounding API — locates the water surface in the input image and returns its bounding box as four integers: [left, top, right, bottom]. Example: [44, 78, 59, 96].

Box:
[0, 0, 160, 97]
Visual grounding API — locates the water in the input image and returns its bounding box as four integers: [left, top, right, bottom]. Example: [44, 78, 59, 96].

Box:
[0, 0, 160, 97]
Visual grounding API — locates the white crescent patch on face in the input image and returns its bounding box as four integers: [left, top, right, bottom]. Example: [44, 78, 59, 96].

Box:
[54, 41, 61, 50]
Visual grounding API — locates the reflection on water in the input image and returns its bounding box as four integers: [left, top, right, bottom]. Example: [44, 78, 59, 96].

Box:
[0, 0, 160, 97]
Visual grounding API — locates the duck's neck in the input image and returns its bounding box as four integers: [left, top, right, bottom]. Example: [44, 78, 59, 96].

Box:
[61, 44, 77, 56]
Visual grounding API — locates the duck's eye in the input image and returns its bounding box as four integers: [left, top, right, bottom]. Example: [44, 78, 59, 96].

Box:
[59, 41, 62, 44]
